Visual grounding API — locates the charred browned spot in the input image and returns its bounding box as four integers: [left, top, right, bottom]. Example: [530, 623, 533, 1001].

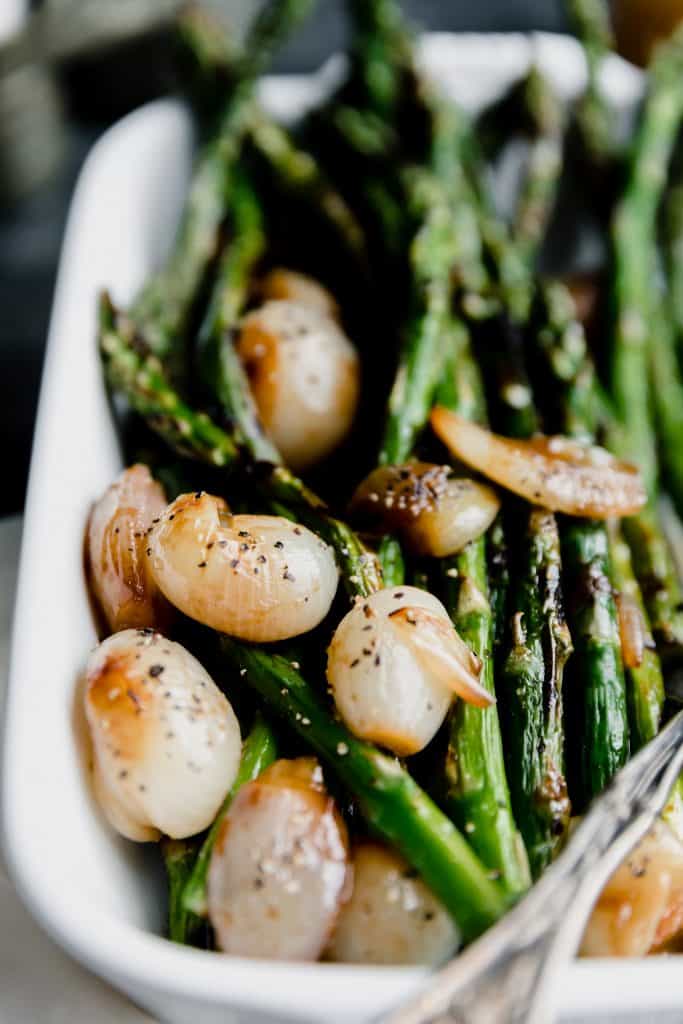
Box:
[86, 652, 151, 760]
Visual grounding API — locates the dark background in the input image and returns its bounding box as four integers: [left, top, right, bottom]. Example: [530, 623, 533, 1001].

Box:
[0, 1, 570, 517]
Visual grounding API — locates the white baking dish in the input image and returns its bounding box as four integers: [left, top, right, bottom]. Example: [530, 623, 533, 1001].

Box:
[3, 31, 682, 1024]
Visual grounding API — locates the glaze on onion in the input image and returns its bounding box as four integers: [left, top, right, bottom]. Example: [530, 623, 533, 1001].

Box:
[350, 462, 500, 557]
[431, 407, 646, 519]
[147, 492, 339, 642]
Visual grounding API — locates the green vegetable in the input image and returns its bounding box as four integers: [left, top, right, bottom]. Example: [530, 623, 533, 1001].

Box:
[436, 328, 530, 895]
[379, 170, 459, 464]
[607, 523, 664, 751]
[162, 838, 204, 945]
[567, 0, 616, 164]
[530, 281, 629, 806]
[610, 27, 683, 498]
[499, 509, 572, 877]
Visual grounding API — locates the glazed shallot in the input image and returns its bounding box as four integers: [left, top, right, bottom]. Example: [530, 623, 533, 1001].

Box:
[327, 842, 459, 965]
[581, 822, 683, 957]
[326, 585, 492, 757]
[430, 407, 646, 519]
[147, 492, 339, 642]
[350, 462, 500, 557]
[87, 464, 172, 633]
[84, 629, 241, 842]
[237, 299, 360, 471]
[207, 757, 350, 960]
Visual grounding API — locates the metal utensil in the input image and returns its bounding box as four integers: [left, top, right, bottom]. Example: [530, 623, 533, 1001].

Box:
[382, 708, 683, 1024]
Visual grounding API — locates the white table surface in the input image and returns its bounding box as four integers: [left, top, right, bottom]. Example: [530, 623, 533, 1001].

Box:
[2, 513, 680, 1024]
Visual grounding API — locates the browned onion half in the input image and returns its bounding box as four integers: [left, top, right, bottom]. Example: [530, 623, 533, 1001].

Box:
[430, 407, 646, 519]
[350, 462, 500, 557]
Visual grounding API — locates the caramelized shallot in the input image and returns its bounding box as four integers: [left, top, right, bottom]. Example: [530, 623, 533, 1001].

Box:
[237, 299, 359, 471]
[147, 492, 339, 642]
[350, 462, 500, 557]
[326, 586, 492, 757]
[327, 842, 459, 965]
[87, 465, 172, 633]
[85, 629, 241, 841]
[581, 822, 683, 957]
[431, 407, 646, 519]
[208, 757, 350, 960]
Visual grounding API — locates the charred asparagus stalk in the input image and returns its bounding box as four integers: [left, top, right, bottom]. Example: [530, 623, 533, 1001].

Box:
[530, 281, 630, 804]
[567, 0, 617, 165]
[610, 27, 683, 498]
[511, 67, 565, 283]
[379, 169, 460, 465]
[132, 0, 317, 382]
[436, 331, 531, 895]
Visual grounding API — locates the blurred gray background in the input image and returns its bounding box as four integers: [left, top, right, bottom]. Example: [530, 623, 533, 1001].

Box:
[0, 1, 570, 517]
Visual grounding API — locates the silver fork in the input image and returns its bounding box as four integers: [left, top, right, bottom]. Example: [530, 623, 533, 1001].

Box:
[382, 708, 683, 1024]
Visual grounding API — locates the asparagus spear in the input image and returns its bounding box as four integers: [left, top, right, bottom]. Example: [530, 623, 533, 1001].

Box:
[623, 507, 683, 650]
[344, 0, 413, 122]
[529, 281, 629, 805]
[132, 0, 317, 381]
[435, 329, 531, 894]
[162, 838, 205, 945]
[195, 165, 278, 464]
[219, 637, 509, 941]
[478, 317, 574, 867]
[100, 294, 240, 470]
[610, 27, 683, 499]
[129, 125, 242, 384]
[607, 31, 683, 648]
[502, 510, 573, 876]
[607, 523, 664, 750]
[376, 534, 405, 588]
[179, 3, 368, 268]
[664, 182, 683, 339]
[567, 0, 617, 165]
[182, 713, 278, 918]
[379, 169, 460, 464]
[511, 68, 565, 283]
